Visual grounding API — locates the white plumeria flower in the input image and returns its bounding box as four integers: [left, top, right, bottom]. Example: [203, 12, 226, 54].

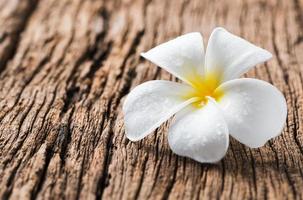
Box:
[123, 27, 287, 163]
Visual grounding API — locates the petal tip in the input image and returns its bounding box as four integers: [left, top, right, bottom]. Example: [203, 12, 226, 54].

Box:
[186, 32, 202, 38]
[245, 139, 272, 148]
[140, 52, 147, 58]
[126, 136, 141, 142]
[213, 26, 226, 31]
[125, 130, 143, 142]
[211, 27, 229, 35]
[250, 127, 285, 148]
[257, 48, 273, 62]
[264, 50, 273, 60]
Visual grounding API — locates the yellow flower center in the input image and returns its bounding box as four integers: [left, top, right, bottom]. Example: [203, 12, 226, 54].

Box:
[183, 72, 224, 108]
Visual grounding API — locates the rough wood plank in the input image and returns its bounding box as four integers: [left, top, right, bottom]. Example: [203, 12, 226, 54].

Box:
[0, 0, 303, 199]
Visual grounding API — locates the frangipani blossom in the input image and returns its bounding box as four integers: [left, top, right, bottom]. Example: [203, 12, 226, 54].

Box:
[123, 27, 287, 163]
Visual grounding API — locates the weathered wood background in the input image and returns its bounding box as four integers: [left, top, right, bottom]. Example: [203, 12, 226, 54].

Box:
[0, 0, 303, 199]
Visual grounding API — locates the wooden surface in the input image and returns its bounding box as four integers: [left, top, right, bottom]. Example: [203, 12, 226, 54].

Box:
[0, 0, 303, 199]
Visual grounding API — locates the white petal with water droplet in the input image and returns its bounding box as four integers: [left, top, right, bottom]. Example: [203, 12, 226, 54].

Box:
[123, 80, 198, 141]
[205, 27, 272, 82]
[215, 78, 287, 148]
[141, 32, 205, 84]
[168, 99, 229, 163]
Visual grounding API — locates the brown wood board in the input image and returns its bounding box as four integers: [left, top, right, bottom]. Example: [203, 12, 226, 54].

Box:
[0, 0, 303, 199]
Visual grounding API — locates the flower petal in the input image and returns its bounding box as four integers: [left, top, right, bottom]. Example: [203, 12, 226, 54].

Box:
[168, 99, 229, 163]
[215, 78, 287, 148]
[123, 80, 198, 141]
[205, 27, 272, 82]
[141, 32, 205, 84]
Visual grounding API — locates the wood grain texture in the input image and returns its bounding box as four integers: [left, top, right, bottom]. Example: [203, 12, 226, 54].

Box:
[0, 0, 303, 199]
